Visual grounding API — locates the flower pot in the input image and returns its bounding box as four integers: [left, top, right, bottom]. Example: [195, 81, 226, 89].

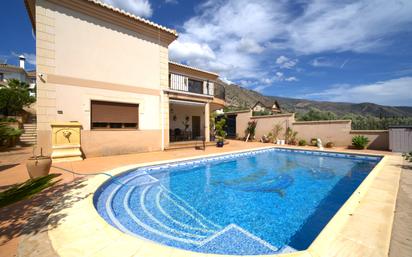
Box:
[216, 141, 224, 147]
[26, 156, 52, 179]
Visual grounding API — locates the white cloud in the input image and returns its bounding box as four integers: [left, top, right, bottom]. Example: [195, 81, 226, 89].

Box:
[169, 0, 412, 87]
[165, 0, 178, 4]
[305, 77, 412, 106]
[237, 38, 265, 54]
[101, 0, 153, 17]
[310, 57, 335, 67]
[12, 52, 36, 66]
[276, 55, 298, 69]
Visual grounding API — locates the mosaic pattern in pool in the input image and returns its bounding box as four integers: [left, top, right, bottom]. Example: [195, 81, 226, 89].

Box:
[94, 148, 381, 255]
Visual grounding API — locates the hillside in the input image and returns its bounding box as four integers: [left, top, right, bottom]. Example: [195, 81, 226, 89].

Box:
[222, 82, 412, 117]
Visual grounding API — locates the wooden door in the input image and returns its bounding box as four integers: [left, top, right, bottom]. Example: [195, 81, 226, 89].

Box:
[192, 116, 201, 139]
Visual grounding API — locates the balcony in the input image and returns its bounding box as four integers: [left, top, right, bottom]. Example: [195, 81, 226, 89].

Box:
[169, 73, 225, 100]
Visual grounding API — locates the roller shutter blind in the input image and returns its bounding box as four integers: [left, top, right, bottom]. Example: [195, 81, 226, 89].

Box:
[91, 100, 138, 128]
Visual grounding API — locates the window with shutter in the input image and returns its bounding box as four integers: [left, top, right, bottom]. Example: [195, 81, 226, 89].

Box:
[91, 100, 139, 130]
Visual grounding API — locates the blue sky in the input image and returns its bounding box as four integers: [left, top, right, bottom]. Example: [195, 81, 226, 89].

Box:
[2, 0, 412, 106]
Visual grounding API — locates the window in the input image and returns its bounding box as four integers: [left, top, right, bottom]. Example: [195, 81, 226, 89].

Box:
[0, 73, 4, 82]
[91, 100, 139, 130]
[188, 79, 203, 94]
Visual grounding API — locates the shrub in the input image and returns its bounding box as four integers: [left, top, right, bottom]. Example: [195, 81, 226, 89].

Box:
[0, 125, 23, 147]
[402, 152, 412, 162]
[245, 120, 258, 140]
[325, 142, 334, 148]
[0, 79, 35, 116]
[310, 138, 318, 146]
[352, 135, 369, 149]
[298, 139, 307, 146]
[285, 127, 298, 145]
[0, 117, 18, 122]
[215, 117, 227, 139]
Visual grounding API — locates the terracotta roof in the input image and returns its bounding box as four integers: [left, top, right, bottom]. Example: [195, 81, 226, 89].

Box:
[0, 64, 26, 73]
[87, 0, 178, 36]
[169, 61, 219, 77]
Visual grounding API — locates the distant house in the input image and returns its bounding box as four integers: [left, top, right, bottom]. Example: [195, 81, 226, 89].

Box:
[251, 100, 281, 114]
[0, 55, 36, 96]
[271, 100, 281, 113]
[251, 101, 269, 112]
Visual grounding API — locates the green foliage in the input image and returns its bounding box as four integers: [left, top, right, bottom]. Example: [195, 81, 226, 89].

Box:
[252, 110, 271, 116]
[215, 116, 227, 142]
[285, 127, 298, 144]
[325, 142, 334, 148]
[298, 139, 307, 146]
[297, 108, 412, 130]
[0, 117, 18, 122]
[0, 79, 35, 116]
[271, 123, 283, 140]
[297, 107, 337, 121]
[402, 152, 412, 162]
[0, 174, 60, 208]
[0, 125, 23, 147]
[245, 120, 258, 139]
[310, 138, 318, 146]
[352, 135, 370, 149]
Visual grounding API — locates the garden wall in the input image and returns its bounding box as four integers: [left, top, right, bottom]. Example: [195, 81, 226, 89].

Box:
[231, 112, 389, 150]
[292, 120, 352, 146]
[251, 113, 295, 140]
[350, 130, 389, 150]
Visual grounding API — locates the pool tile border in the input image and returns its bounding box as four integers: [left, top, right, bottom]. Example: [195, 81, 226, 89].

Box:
[45, 146, 402, 257]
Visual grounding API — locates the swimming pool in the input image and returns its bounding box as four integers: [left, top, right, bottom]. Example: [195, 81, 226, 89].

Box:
[94, 148, 381, 255]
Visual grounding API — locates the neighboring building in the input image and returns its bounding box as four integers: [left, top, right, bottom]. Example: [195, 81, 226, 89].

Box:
[24, 0, 225, 157]
[0, 56, 30, 85]
[251, 101, 269, 113]
[271, 100, 281, 113]
[251, 100, 282, 114]
[27, 70, 37, 96]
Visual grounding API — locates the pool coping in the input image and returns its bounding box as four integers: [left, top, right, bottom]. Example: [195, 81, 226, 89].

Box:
[46, 146, 402, 257]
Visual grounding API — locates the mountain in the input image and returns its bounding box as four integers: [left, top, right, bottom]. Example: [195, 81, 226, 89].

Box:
[222, 82, 412, 118]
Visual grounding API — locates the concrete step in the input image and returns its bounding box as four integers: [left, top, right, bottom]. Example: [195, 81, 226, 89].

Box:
[166, 141, 216, 150]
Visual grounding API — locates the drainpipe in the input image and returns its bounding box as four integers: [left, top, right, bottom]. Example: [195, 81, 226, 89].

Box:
[160, 89, 165, 151]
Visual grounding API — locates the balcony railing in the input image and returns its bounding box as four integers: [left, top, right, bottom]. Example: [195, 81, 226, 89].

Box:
[214, 82, 225, 100]
[169, 73, 214, 96]
[169, 73, 225, 101]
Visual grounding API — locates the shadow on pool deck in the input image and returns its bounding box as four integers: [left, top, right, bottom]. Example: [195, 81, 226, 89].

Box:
[0, 176, 90, 247]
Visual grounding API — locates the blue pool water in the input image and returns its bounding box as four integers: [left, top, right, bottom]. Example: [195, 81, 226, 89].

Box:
[94, 148, 381, 255]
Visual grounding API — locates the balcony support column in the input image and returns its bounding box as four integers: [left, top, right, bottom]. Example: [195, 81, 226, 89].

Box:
[205, 102, 210, 142]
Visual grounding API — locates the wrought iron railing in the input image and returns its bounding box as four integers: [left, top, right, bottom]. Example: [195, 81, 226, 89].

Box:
[214, 82, 225, 100]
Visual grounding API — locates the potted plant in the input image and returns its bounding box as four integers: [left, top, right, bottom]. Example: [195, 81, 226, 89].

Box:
[310, 138, 318, 146]
[216, 136, 224, 147]
[325, 142, 334, 148]
[26, 148, 52, 179]
[215, 117, 227, 147]
[352, 135, 369, 149]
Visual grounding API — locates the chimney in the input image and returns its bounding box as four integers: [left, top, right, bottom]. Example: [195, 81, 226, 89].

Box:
[19, 55, 25, 69]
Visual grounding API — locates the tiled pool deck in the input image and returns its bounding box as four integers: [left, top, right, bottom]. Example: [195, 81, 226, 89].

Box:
[0, 141, 403, 257]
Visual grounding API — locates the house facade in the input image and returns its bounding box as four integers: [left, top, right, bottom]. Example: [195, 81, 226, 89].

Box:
[0, 56, 30, 84]
[25, 0, 225, 157]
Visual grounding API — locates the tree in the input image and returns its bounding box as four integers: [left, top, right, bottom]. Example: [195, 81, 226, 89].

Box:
[297, 107, 337, 121]
[0, 79, 35, 116]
